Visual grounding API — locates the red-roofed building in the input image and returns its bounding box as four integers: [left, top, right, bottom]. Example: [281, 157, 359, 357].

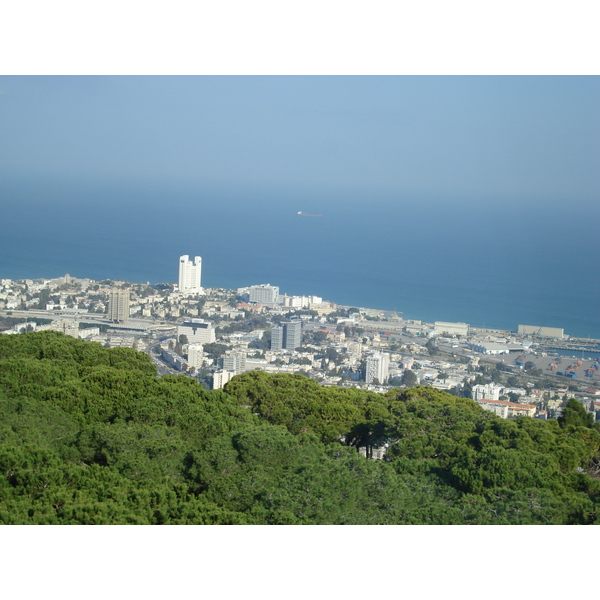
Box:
[475, 398, 537, 419]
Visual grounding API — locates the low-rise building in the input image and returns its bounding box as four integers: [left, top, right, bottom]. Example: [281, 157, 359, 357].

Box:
[475, 398, 537, 419]
[472, 383, 504, 401]
[518, 324, 564, 339]
[161, 348, 187, 371]
[79, 327, 100, 339]
[468, 342, 510, 355]
[37, 320, 80, 338]
[178, 320, 216, 344]
[434, 321, 470, 337]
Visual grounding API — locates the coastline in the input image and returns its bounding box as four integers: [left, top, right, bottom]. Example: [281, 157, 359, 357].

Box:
[334, 304, 600, 346]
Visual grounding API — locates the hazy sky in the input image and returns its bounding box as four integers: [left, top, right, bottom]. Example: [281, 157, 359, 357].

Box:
[1, 76, 598, 203]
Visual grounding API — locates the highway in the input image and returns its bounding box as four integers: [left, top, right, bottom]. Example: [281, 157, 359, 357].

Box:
[0, 309, 176, 332]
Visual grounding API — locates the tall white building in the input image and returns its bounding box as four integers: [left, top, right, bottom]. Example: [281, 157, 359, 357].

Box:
[178, 255, 203, 295]
[365, 353, 390, 384]
[109, 289, 130, 323]
[187, 344, 204, 369]
[271, 321, 302, 351]
[213, 370, 236, 390]
[248, 284, 279, 304]
[222, 351, 247, 374]
[283, 321, 302, 351]
[271, 325, 284, 350]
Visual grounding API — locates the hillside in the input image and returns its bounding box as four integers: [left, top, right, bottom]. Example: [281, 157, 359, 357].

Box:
[1, 331, 600, 524]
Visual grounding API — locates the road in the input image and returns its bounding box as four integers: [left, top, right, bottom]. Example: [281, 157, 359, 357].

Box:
[1, 309, 177, 331]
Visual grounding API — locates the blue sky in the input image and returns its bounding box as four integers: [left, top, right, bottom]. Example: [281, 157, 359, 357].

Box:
[1, 76, 598, 205]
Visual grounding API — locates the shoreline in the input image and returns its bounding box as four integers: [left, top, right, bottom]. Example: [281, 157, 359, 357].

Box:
[334, 304, 600, 346]
[3, 275, 600, 346]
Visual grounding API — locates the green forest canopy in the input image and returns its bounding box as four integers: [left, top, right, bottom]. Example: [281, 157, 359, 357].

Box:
[1, 331, 600, 524]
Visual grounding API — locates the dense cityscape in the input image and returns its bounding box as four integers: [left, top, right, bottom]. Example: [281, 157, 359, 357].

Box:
[2, 254, 599, 432]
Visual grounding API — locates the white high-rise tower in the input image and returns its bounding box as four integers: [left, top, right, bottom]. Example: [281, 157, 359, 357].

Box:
[178, 255, 203, 295]
[365, 353, 390, 385]
[108, 289, 130, 323]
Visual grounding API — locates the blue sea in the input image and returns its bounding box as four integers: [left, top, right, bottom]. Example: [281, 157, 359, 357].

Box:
[2, 175, 599, 339]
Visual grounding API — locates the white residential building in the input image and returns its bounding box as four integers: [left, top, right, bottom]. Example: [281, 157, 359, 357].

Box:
[109, 289, 130, 323]
[38, 320, 80, 338]
[222, 351, 247, 374]
[178, 255, 203, 295]
[213, 370, 236, 390]
[79, 327, 100, 339]
[475, 398, 537, 419]
[187, 344, 204, 369]
[472, 383, 504, 401]
[347, 342, 363, 357]
[177, 320, 215, 344]
[161, 348, 186, 371]
[248, 284, 279, 305]
[281, 295, 323, 308]
[400, 357, 415, 369]
[365, 353, 390, 384]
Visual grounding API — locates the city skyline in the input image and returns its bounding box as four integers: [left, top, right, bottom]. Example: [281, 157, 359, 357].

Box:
[2, 76, 598, 339]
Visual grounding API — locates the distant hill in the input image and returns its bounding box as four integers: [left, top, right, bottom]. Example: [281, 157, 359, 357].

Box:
[1, 331, 600, 525]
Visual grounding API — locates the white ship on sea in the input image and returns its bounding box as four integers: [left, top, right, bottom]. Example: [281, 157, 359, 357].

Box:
[297, 211, 323, 217]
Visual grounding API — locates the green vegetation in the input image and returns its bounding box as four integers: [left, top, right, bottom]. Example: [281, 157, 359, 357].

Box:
[401, 368, 418, 387]
[0, 316, 53, 331]
[2, 331, 600, 524]
[425, 339, 439, 356]
[202, 342, 230, 361]
[559, 398, 600, 431]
